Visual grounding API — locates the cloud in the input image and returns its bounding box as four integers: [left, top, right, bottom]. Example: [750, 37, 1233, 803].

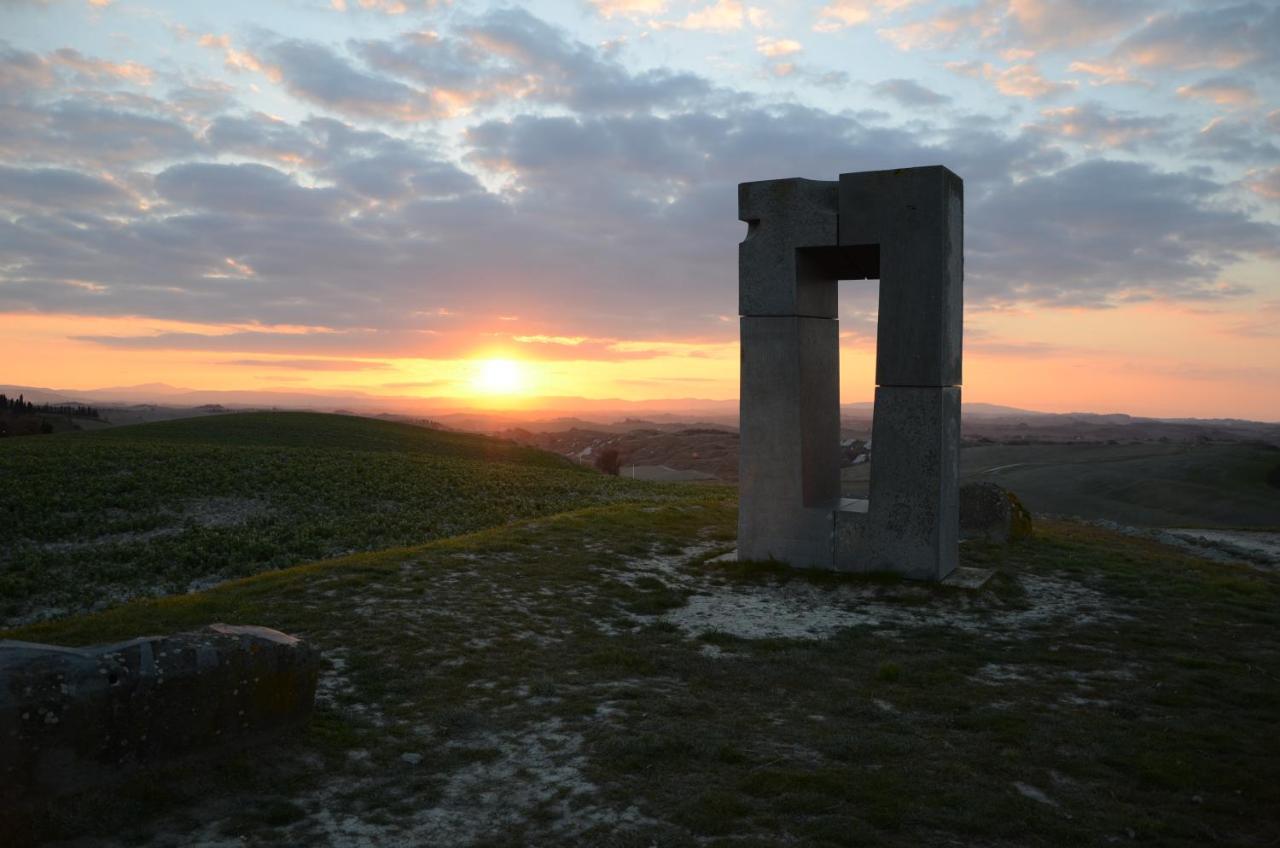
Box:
[1001, 0, 1154, 51]
[197, 34, 279, 79]
[1113, 3, 1280, 71]
[1066, 59, 1147, 87]
[76, 327, 675, 362]
[264, 39, 446, 122]
[203, 112, 318, 164]
[0, 41, 56, 92]
[1025, 103, 1171, 151]
[220, 358, 394, 370]
[154, 162, 350, 218]
[330, 0, 445, 12]
[814, 0, 917, 32]
[1, 3, 1276, 355]
[1176, 76, 1259, 108]
[587, 0, 668, 18]
[755, 37, 802, 58]
[1191, 116, 1280, 165]
[654, 0, 765, 32]
[354, 10, 714, 115]
[879, 3, 1000, 50]
[49, 48, 153, 85]
[0, 97, 202, 166]
[1245, 167, 1280, 201]
[0, 41, 154, 93]
[947, 61, 1075, 99]
[0, 164, 130, 210]
[871, 78, 949, 107]
[880, 0, 1152, 55]
[971, 160, 1279, 306]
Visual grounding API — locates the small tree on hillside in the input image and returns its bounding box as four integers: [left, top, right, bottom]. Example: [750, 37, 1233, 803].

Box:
[595, 447, 622, 476]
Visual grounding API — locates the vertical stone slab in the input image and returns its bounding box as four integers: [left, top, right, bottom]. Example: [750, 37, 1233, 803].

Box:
[839, 167, 963, 388]
[739, 178, 839, 318]
[862, 386, 960, 579]
[738, 315, 840, 568]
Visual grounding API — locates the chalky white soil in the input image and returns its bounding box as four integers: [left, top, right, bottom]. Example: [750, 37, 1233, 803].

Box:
[90, 539, 1130, 847]
[664, 569, 1121, 642]
[1164, 529, 1280, 569]
[1076, 519, 1280, 570]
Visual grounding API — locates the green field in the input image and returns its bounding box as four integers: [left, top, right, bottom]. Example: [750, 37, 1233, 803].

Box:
[0, 412, 692, 626]
[843, 442, 1280, 528]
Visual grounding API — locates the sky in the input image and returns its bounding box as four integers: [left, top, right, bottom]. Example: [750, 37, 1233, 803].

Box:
[1, 0, 1278, 419]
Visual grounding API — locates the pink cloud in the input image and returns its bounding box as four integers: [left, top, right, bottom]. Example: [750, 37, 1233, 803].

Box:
[588, 0, 668, 18]
[947, 60, 1074, 100]
[1245, 167, 1280, 201]
[654, 0, 767, 32]
[1176, 78, 1259, 108]
[197, 34, 281, 81]
[756, 37, 802, 58]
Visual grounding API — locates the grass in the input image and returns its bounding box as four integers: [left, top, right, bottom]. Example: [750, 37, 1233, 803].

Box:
[0, 411, 703, 626]
[4, 496, 1279, 847]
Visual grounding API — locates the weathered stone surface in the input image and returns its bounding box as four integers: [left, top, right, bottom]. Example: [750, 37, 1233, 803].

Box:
[862, 386, 961, 580]
[833, 499, 868, 570]
[738, 315, 840, 568]
[0, 624, 318, 801]
[959, 482, 1034, 543]
[839, 166, 963, 389]
[737, 165, 963, 579]
[738, 178, 839, 318]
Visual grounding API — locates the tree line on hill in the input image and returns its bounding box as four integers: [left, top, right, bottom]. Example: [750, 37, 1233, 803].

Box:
[0, 393, 100, 438]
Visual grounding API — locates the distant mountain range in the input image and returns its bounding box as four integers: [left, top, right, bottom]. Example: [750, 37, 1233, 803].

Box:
[1, 382, 1274, 428]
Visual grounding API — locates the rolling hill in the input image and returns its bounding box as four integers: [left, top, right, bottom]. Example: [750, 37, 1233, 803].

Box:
[0, 412, 702, 626]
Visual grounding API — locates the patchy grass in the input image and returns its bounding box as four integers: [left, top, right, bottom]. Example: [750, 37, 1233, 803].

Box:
[0, 411, 706, 626]
[5, 503, 1279, 847]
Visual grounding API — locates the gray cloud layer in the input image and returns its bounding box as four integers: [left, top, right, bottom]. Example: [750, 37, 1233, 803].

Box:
[0, 5, 1277, 358]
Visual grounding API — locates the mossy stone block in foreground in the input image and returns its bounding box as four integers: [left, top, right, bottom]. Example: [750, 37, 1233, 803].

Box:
[959, 481, 1034, 543]
[0, 624, 318, 802]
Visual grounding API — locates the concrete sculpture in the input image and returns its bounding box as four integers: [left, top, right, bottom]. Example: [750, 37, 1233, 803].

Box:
[737, 166, 963, 580]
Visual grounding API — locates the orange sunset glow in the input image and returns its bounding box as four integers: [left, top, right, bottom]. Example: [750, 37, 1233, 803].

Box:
[1, 1, 1277, 421]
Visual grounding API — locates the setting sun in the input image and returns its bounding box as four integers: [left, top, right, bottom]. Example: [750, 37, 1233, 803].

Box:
[472, 358, 525, 395]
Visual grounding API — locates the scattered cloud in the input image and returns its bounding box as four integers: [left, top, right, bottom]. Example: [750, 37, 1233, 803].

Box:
[1067, 59, 1146, 87]
[49, 48, 153, 85]
[972, 160, 1279, 306]
[1192, 116, 1280, 165]
[587, 0, 668, 18]
[654, 0, 764, 32]
[1176, 76, 1259, 108]
[330, 0, 446, 13]
[871, 77, 949, 107]
[1026, 103, 1170, 151]
[755, 37, 802, 58]
[1245, 167, 1280, 201]
[0, 164, 130, 210]
[197, 33, 279, 79]
[221, 358, 394, 370]
[814, 0, 918, 32]
[947, 61, 1075, 100]
[1113, 3, 1280, 71]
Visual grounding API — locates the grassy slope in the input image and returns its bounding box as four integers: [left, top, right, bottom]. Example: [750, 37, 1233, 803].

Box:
[0, 412, 694, 625]
[5, 500, 1278, 847]
[843, 442, 1280, 528]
